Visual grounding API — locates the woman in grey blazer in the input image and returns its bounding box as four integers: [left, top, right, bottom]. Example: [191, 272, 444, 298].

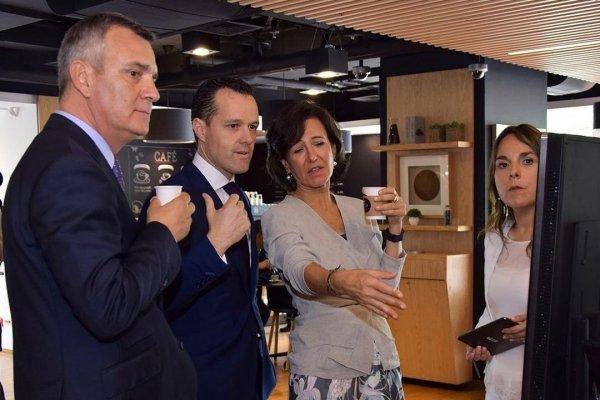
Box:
[262, 101, 407, 400]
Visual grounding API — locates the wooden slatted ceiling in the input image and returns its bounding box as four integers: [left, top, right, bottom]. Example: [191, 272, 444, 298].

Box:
[230, 0, 600, 83]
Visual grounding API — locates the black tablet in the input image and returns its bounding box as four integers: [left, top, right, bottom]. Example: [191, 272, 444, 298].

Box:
[458, 317, 522, 355]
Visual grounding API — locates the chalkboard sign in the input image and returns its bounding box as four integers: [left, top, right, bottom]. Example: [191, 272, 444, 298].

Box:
[117, 139, 195, 217]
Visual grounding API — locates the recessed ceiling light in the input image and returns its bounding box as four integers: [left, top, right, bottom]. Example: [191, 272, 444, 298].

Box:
[186, 47, 219, 56]
[181, 32, 220, 57]
[314, 71, 345, 79]
[300, 88, 326, 96]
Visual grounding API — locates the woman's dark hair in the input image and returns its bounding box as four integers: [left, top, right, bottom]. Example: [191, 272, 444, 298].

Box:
[265, 100, 347, 192]
[483, 123, 542, 242]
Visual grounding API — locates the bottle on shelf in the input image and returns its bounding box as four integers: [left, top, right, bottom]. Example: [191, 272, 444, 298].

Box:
[415, 128, 425, 143]
[444, 205, 452, 225]
[388, 119, 400, 144]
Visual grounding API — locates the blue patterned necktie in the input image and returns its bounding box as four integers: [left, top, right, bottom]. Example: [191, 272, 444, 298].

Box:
[222, 181, 252, 270]
[112, 159, 125, 191]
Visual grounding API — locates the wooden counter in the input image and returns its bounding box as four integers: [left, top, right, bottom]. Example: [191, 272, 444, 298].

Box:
[388, 252, 473, 384]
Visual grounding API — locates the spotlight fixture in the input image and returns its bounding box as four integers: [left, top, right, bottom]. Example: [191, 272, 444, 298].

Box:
[305, 44, 348, 79]
[182, 32, 220, 57]
[351, 60, 371, 81]
[0, 106, 19, 117]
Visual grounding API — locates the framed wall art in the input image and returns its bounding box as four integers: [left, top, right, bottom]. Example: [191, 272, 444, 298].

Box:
[399, 154, 449, 216]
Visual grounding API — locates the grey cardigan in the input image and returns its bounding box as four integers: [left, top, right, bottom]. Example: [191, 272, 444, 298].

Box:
[261, 194, 406, 379]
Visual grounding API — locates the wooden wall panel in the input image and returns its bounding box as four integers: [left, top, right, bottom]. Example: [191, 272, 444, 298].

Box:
[384, 69, 475, 384]
[37, 96, 59, 131]
[386, 69, 473, 146]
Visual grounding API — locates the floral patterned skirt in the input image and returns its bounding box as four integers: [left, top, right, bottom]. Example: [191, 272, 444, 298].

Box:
[288, 352, 404, 400]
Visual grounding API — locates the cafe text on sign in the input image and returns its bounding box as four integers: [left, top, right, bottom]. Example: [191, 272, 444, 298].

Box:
[154, 150, 178, 163]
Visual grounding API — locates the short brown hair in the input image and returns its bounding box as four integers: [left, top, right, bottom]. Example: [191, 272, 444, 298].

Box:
[191, 78, 255, 125]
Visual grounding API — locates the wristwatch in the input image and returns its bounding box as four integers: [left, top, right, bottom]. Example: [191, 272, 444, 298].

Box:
[384, 228, 404, 243]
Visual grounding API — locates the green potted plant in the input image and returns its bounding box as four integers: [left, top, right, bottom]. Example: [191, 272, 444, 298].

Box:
[445, 121, 465, 141]
[406, 208, 423, 225]
[428, 123, 446, 143]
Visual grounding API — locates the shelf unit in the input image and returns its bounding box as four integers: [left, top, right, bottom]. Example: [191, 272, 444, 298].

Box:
[371, 141, 472, 152]
[404, 224, 472, 232]
[383, 69, 475, 384]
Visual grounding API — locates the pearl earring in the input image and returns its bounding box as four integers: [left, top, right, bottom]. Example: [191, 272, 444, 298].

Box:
[286, 172, 293, 181]
[333, 161, 338, 167]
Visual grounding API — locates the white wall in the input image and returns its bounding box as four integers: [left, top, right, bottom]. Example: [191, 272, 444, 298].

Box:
[0, 265, 12, 351]
[0, 91, 38, 350]
[0, 93, 38, 202]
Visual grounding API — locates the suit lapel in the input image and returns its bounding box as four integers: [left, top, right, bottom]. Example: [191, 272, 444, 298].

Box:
[183, 164, 254, 297]
[248, 218, 258, 292]
[49, 114, 134, 224]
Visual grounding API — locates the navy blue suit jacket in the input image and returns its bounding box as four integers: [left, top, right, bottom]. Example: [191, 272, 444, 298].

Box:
[141, 162, 275, 400]
[2, 114, 196, 399]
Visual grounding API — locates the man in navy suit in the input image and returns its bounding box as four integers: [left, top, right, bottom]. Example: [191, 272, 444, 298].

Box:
[141, 78, 276, 399]
[2, 13, 197, 399]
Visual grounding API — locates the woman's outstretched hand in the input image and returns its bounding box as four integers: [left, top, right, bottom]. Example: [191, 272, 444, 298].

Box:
[330, 268, 406, 319]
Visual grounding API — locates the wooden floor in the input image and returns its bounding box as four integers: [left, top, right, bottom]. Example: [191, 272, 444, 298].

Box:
[269, 359, 485, 400]
[265, 325, 484, 400]
[0, 351, 13, 400]
[0, 328, 484, 400]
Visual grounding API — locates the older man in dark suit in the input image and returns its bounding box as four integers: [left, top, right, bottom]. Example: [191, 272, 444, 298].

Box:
[2, 13, 196, 399]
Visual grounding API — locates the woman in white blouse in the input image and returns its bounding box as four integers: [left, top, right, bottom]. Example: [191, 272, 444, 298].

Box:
[466, 124, 542, 400]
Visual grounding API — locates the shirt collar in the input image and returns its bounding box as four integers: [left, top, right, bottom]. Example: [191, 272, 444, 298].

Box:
[192, 152, 234, 190]
[55, 110, 114, 167]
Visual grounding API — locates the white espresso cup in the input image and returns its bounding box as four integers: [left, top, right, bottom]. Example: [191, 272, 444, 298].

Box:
[362, 186, 387, 220]
[155, 185, 182, 205]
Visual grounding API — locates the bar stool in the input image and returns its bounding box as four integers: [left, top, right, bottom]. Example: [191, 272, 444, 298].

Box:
[266, 283, 296, 366]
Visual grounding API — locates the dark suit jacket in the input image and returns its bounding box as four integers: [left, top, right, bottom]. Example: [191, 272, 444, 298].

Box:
[140, 162, 275, 400]
[2, 114, 197, 400]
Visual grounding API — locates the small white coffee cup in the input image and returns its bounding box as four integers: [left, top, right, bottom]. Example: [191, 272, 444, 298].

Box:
[155, 185, 182, 205]
[362, 186, 387, 220]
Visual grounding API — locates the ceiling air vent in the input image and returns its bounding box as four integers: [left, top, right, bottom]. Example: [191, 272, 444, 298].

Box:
[195, 21, 263, 37]
[350, 94, 380, 103]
